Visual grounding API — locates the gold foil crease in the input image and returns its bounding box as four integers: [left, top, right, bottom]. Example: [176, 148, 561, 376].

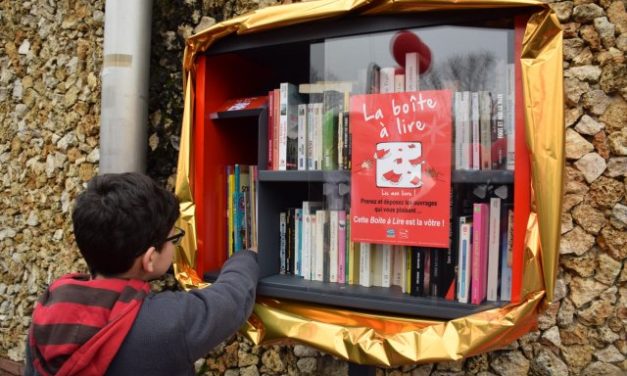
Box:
[174, 0, 564, 365]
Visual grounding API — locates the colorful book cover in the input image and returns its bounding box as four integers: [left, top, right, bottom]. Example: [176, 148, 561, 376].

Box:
[500, 207, 514, 301]
[491, 93, 507, 169]
[471, 203, 489, 304]
[350, 91, 452, 247]
[457, 221, 472, 303]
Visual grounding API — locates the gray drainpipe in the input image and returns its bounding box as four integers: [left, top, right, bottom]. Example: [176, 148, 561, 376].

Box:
[99, 0, 153, 174]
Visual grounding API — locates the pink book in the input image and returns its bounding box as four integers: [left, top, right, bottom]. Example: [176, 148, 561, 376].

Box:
[337, 210, 347, 284]
[471, 203, 489, 304]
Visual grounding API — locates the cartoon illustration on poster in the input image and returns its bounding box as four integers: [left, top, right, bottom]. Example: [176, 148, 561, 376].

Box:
[350, 91, 452, 247]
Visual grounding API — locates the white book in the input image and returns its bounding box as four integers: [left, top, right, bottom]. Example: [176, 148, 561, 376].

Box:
[457, 221, 472, 303]
[394, 74, 405, 93]
[359, 243, 372, 287]
[329, 210, 339, 283]
[278, 83, 293, 170]
[405, 52, 419, 92]
[308, 214, 317, 280]
[381, 244, 393, 288]
[506, 63, 516, 170]
[312, 103, 324, 170]
[313, 209, 327, 282]
[372, 244, 383, 287]
[301, 201, 322, 280]
[297, 104, 308, 171]
[454, 92, 472, 170]
[470, 92, 481, 170]
[487, 197, 501, 301]
[392, 246, 403, 287]
[306, 103, 316, 170]
[379, 67, 395, 93]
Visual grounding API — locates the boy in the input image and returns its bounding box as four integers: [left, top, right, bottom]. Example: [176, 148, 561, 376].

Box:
[25, 172, 259, 375]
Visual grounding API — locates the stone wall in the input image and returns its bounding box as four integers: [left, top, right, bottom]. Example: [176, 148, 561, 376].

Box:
[1, 0, 625, 375]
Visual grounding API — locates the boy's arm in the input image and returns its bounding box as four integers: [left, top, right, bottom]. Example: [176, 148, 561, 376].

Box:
[182, 249, 259, 360]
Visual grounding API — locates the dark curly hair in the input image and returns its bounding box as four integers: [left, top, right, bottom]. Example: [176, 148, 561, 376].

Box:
[72, 172, 180, 276]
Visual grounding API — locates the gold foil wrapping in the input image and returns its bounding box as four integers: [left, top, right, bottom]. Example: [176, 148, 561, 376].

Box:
[174, 0, 564, 365]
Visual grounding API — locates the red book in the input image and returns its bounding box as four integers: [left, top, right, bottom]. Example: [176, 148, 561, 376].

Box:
[267, 90, 274, 170]
[471, 203, 489, 304]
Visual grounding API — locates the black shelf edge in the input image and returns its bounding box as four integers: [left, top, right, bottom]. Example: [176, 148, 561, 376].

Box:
[258, 169, 513, 184]
[257, 274, 505, 320]
[258, 170, 350, 183]
[452, 169, 514, 184]
[210, 108, 264, 120]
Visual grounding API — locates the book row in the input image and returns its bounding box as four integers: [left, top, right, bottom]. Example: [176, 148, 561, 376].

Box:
[226, 164, 258, 255]
[278, 196, 513, 304]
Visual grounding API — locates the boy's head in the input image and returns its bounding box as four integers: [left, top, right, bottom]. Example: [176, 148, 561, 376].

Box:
[72, 172, 180, 277]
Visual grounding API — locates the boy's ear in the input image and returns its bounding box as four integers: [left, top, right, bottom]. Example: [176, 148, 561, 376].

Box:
[141, 246, 157, 273]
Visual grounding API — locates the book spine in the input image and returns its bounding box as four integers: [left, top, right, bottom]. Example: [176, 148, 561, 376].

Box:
[279, 83, 289, 170]
[479, 91, 492, 170]
[286, 208, 294, 274]
[405, 52, 418, 92]
[394, 73, 405, 93]
[410, 247, 425, 296]
[460, 92, 471, 170]
[379, 67, 395, 93]
[329, 210, 339, 283]
[471, 203, 489, 304]
[457, 222, 472, 303]
[487, 197, 501, 301]
[423, 249, 431, 295]
[337, 109, 344, 171]
[313, 209, 327, 281]
[306, 104, 315, 170]
[314, 103, 324, 170]
[506, 63, 516, 171]
[454, 92, 463, 170]
[267, 91, 274, 170]
[491, 93, 506, 169]
[294, 208, 302, 277]
[279, 211, 287, 274]
[233, 164, 241, 252]
[392, 246, 402, 287]
[297, 104, 307, 171]
[227, 166, 234, 256]
[471, 92, 481, 170]
[404, 247, 411, 294]
[359, 243, 372, 287]
[302, 214, 313, 280]
[338, 210, 347, 284]
[322, 91, 343, 170]
[381, 244, 393, 288]
[273, 89, 280, 170]
[500, 208, 514, 301]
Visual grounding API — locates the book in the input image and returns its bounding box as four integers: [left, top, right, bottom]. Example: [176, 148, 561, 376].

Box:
[410, 247, 426, 296]
[366, 63, 380, 94]
[479, 91, 492, 170]
[359, 243, 372, 287]
[297, 103, 308, 170]
[486, 197, 502, 301]
[280, 82, 302, 170]
[312, 103, 324, 170]
[457, 220, 472, 303]
[372, 244, 383, 287]
[294, 208, 303, 277]
[329, 210, 339, 283]
[279, 211, 287, 274]
[500, 207, 514, 301]
[491, 93, 507, 169]
[273, 88, 280, 170]
[394, 73, 405, 93]
[404, 247, 412, 294]
[337, 210, 347, 284]
[454, 91, 471, 170]
[405, 52, 419, 92]
[301, 201, 323, 280]
[211, 95, 268, 118]
[286, 208, 295, 274]
[267, 90, 274, 169]
[227, 166, 234, 256]
[313, 209, 328, 281]
[379, 67, 395, 93]
[306, 103, 316, 170]
[471, 203, 489, 304]
[322, 90, 344, 170]
[470, 92, 480, 170]
[381, 244, 393, 288]
[505, 63, 516, 171]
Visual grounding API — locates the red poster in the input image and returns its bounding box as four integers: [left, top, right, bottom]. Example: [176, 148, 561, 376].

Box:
[350, 91, 452, 247]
